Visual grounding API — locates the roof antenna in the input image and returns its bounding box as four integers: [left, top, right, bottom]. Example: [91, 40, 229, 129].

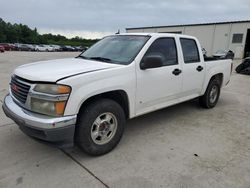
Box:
[115, 29, 120, 34]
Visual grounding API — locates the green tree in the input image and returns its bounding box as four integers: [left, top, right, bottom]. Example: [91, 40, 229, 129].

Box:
[0, 18, 99, 47]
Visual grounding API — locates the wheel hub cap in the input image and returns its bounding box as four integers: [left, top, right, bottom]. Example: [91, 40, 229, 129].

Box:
[209, 85, 218, 103]
[91, 112, 118, 145]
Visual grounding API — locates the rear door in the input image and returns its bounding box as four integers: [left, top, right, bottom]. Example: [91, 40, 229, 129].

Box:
[180, 38, 205, 97]
[136, 37, 183, 115]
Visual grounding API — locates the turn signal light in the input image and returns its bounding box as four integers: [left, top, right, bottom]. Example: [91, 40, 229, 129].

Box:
[55, 101, 66, 115]
[58, 85, 71, 94]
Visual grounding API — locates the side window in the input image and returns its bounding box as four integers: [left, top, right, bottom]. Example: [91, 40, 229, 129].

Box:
[180, 38, 200, 63]
[144, 38, 178, 66]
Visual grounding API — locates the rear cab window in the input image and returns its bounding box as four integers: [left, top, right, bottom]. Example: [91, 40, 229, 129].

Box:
[180, 38, 200, 63]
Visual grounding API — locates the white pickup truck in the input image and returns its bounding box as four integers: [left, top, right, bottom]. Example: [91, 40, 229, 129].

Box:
[3, 33, 232, 156]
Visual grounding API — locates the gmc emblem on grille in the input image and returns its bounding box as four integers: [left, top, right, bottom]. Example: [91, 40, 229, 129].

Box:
[11, 84, 19, 92]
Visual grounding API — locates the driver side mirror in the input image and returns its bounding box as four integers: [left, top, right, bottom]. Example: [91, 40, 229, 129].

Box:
[140, 55, 163, 70]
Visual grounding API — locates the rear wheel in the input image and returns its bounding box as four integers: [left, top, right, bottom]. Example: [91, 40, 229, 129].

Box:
[199, 78, 221, 108]
[76, 99, 125, 156]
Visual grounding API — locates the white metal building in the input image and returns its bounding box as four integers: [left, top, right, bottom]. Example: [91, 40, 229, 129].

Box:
[126, 21, 250, 59]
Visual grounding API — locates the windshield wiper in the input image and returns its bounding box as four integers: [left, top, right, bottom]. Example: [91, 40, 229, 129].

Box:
[89, 57, 112, 62]
[76, 55, 113, 63]
[76, 55, 88, 59]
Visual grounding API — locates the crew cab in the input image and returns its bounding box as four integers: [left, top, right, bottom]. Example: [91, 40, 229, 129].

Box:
[2, 33, 232, 156]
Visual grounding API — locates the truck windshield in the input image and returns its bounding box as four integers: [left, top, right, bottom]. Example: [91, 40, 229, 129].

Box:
[79, 35, 150, 65]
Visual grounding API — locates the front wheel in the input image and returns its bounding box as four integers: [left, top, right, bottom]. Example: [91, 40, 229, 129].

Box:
[199, 78, 221, 108]
[75, 99, 125, 156]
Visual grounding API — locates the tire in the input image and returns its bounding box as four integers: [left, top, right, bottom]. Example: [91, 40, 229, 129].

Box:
[235, 63, 244, 73]
[199, 78, 221, 108]
[75, 98, 126, 156]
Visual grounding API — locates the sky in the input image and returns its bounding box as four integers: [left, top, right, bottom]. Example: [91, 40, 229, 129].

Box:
[0, 0, 249, 39]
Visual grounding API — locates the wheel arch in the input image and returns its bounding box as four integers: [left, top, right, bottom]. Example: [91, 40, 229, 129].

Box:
[78, 90, 130, 119]
[202, 72, 224, 94]
[210, 73, 223, 87]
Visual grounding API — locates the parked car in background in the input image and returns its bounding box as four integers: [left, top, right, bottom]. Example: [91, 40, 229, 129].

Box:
[74, 46, 87, 52]
[27, 44, 36, 51]
[0, 43, 15, 51]
[51, 45, 62, 51]
[213, 50, 234, 59]
[0, 45, 5, 52]
[61, 45, 75, 51]
[13, 43, 21, 51]
[44, 45, 54, 52]
[61, 45, 67, 51]
[18, 44, 32, 51]
[9, 43, 15, 50]
[14, 43, 37, 51]
[35, 45, 47, 52]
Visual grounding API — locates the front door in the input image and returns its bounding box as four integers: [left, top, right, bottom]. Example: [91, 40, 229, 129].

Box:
[136, 37, 183, 116]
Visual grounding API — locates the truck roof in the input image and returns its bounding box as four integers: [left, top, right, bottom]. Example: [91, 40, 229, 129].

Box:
[118, 32, 195, 39]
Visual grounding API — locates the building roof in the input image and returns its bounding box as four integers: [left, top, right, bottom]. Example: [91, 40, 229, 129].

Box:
[126, 20, 250, 30]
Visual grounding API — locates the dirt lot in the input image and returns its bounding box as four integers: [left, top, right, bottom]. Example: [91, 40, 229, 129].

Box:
[0, 52, 249, 188]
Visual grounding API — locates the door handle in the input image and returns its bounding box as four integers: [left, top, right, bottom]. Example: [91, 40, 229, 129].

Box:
[172, 69, 182, 76]
[196, 66, 203, 72]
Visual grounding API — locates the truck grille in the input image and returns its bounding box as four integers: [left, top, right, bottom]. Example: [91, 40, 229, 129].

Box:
[10, 76, 31, 104]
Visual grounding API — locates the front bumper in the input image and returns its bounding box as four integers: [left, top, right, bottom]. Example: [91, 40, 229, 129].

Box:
[2, 94, 77, 148]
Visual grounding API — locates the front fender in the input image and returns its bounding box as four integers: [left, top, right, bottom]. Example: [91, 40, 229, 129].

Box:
[58, 66, 136, 118]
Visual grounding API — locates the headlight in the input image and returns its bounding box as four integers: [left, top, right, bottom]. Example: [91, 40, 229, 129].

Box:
[30, 84, 71, 116]
[34, 84, 71, 94]
[31, 98, 67, 116]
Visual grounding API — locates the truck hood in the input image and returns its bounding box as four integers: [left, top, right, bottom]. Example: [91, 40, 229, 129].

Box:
[14, 58, 120, 82]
